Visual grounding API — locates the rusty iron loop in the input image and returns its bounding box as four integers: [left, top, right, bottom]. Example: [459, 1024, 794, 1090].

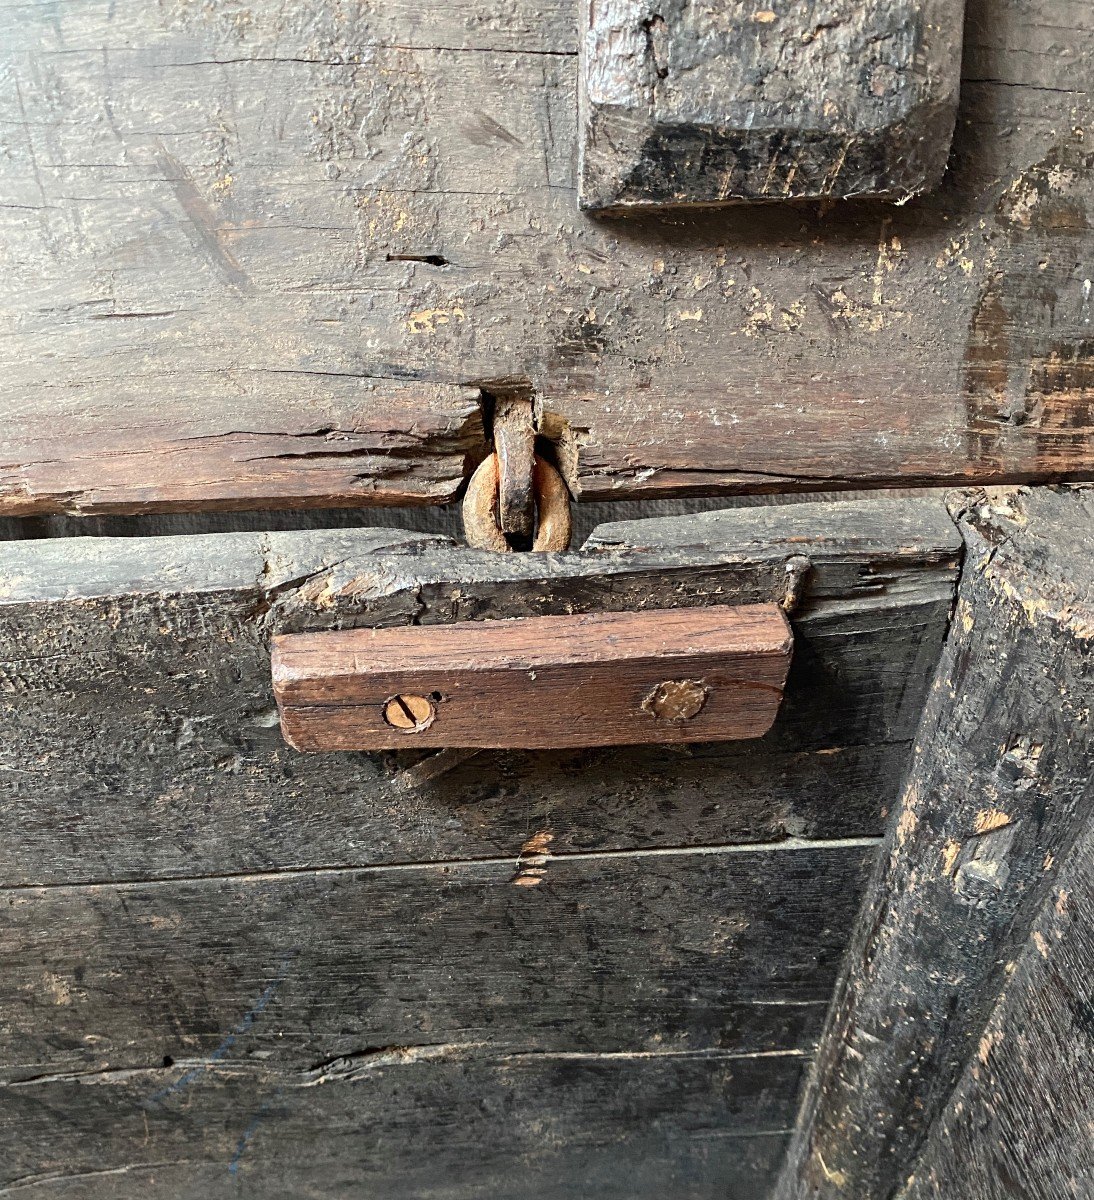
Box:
[462, 453, 572, 552]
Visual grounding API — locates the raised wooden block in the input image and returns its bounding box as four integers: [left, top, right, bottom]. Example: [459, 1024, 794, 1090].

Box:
[579, 0, 965, 211]
[272, 604, 792, 750]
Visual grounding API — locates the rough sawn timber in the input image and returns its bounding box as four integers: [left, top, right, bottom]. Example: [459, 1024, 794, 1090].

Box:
[0, 494, 959, 1197]
[1, 1048, 802, 1200]
[2, 0, 1093, 514]
[776, 485, 1094, 1200]
[900, 771, 1094, 1200]
[0, 843, 875, 1083]
[579, 0, 964, 211]
[0, 494, 959, 888]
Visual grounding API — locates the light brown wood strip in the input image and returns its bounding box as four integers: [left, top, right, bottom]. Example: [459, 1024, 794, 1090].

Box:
[272, 603, 793, 750]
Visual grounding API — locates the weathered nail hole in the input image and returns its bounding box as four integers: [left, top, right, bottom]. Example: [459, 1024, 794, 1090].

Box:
[385, 252, 449, 267]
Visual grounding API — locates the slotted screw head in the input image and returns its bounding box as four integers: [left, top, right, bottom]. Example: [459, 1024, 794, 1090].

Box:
[383, 694, 437, 733]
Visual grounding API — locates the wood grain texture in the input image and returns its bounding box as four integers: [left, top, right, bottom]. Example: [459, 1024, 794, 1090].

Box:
[0, 844, 871, 1195]
[0, 1049, 798, 1200]
[777, 485, 1094, 1200]
[579, 0, 964, 211]
[492, 393, 537, 537]
[273, 603, 792, 750]
[0, 496, 954, 1194]
[0, 844, 876, 1079]
[901, 789, 1094, 1200]
[0, 495, 958, 887]
[0, 381, 485, 517]
[2, 0, 1092, 515]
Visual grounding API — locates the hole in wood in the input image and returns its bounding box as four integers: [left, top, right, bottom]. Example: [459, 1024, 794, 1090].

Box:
[382, 694, 437, 733]
[385, 252, 449, 267]
[641, 679, 711, 722]
[468, 378, 579, 546]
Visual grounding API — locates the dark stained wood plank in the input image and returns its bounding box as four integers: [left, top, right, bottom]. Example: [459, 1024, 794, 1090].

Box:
[0, 1049, 798, 1200]
[0, 488, 936, 543]
[581, 490, 962, 563]
[0, 499, 909, 1195]
[2, 0, 1092, 515]
[0, 495, 958, 886]
[776, 485, 1094, 1200]
[0, 844, 876, 1078]
[902, 790, 1094, 1200]
[579, 0, 964, 211]
[0, 497, 953, 1198]
[273, 603, 792, 750]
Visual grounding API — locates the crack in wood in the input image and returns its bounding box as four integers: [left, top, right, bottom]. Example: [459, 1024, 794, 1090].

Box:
[0, 836, 885, 895]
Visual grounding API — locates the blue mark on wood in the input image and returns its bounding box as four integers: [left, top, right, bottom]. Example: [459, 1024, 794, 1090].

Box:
[228, 1091, 281, 1176]
[147, 953, 295, 1105]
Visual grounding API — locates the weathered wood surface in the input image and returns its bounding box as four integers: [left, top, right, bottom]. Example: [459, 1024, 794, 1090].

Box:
[0, 489, 954, 544]
[579, 0, 964, 211]
[2, 0, 1093, 514]
[273, 603, 793, 750]
[901, 784, 1094, 1200]
[0, 844, 875, 1078]
[0, 495, 958, 886]
[0, 495, 959, 1195]
[1, 1049, 798, 1199]
[777, 485, 1094, 1200]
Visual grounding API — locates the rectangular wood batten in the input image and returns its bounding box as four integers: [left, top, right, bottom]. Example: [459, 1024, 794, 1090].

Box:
[272, 604, 793, 751]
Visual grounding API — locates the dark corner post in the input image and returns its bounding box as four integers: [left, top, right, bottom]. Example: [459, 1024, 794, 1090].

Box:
[777, 485, 1094, 1200]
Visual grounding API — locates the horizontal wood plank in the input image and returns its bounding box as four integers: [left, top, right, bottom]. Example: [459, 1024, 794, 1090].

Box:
[0, 1050, 798, 1199]
[2, 0, 1092, 513]
[0, 495, 951, 1193]
[273, 604, 792, 750]
[0, 382, 486, 517]
[0, 844, 875, 1079]
[0, 496, 958, 886]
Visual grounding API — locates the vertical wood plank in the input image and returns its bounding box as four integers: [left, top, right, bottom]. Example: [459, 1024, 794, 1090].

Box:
[900, 801, 1094, 1199]
[777, 485, 1094, 1200]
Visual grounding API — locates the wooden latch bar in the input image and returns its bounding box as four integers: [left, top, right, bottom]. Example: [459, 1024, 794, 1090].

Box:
[272, 604, 793, 751]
